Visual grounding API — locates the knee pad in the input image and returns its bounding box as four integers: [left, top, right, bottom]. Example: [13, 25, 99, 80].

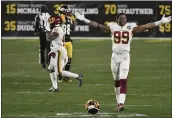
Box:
[120, 69, 129, 79]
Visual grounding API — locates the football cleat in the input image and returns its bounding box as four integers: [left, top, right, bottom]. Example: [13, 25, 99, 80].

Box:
[85, 99, 100, 115]
[76, 73, 83, 87]
[47, 87, 59, 92]
[58, 80, 63, 83]
[115, 103, 124, 112]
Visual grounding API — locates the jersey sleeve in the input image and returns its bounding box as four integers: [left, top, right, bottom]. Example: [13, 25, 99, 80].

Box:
[52, 27, 59, 33]
[47, 27, 60, 40]
[47, 13, 51, 18]
[131, 23, 138, 29]
[129, 23, 138, 35]
[107, 22, 115, 35]
[60, 14, 66, 23]
[52, 27, 64, 36]
[34, 14, 40, 32]
[106, 22, 112, 30]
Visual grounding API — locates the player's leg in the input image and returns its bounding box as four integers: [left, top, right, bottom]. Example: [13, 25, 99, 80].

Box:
[61, 71, 83, 87]
[60, 47, 83, 87]
[111, 53, 120, 105]
[65, 42, 72, 71]
[39, 32, 46, 69]
[117, 55, 130, 111]
[46, 40, 51, 66]
[57, 49, 63, 82]
[63, 42, 73, 82]
[47, 51, 59, 92]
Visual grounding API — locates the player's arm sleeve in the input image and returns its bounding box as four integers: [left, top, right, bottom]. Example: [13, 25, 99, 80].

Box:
[106, 22, 113, 35]
[46, 31, 53, 41]
[51, 27, 59, 40]
[34, 15, 40, 32]
[88, 21, 110, 34]
[132, 22, 156, 34]
[46, 27, 59, 41]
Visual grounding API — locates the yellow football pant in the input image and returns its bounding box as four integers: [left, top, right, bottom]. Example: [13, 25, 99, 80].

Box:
[64, 42, 73, 58]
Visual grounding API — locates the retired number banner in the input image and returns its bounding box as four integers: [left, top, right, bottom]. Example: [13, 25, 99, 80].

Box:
[1, 1, 172, 37]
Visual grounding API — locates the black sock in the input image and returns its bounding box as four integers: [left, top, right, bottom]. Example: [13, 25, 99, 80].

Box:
[58, 74, 62, 80]
[65, 58, 72, 71]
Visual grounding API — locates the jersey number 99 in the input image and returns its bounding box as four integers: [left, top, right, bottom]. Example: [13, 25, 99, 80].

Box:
[114, 31, 129, 44]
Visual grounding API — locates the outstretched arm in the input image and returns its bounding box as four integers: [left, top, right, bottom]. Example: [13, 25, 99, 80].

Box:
[88, 21, 110, 33]
[74, 12, 110, 33]
[132, 14, 171, 34]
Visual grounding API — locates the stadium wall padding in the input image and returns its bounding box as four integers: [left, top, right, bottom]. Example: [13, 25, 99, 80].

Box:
[1, 1, 172, 38]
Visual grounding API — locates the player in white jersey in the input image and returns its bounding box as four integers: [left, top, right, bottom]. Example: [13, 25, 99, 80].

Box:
[45, 16, 83, 92]
[74, 12, 171, 111]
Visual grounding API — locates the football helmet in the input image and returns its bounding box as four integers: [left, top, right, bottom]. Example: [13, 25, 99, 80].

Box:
[85, 99, 100, 115]
[48, 15, 62, 29]
[59, 5, 72, 16]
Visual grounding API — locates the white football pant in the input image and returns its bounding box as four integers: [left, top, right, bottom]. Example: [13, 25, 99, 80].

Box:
[111, 50, 130, 80]
[48, 46, 68, 75]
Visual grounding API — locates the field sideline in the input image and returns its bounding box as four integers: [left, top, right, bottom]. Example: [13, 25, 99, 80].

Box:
[2, 39, 172, 118]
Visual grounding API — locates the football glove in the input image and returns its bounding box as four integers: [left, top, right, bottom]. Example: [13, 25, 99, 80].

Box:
[161, 14, 172, 24]
[155, 14, 172, 26]
[74, 12, 90, 24]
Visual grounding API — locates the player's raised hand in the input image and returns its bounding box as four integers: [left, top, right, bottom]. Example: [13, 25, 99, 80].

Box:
[74, 12, 85, 21]
[155, 14, 171, 26]
[74, 12, 90, 24]
[160, 14, 172, 24]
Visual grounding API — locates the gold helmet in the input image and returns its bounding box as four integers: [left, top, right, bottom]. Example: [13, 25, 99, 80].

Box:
[85, 99, 100, 115]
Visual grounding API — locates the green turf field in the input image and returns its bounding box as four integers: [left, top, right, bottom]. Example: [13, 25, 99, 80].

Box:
[2, 39, 172, 118]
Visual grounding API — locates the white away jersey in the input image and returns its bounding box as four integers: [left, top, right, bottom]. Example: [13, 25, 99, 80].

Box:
[107, 22, 137, 51]
[51, 26, 65, 49]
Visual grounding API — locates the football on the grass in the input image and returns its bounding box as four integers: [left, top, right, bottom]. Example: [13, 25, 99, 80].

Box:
[85, 99, 100, 115]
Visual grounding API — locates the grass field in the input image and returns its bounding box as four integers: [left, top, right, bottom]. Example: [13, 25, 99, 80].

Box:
[2, 39, 172, 118]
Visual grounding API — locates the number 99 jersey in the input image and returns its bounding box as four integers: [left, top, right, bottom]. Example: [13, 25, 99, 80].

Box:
[107, 22, 137, 51]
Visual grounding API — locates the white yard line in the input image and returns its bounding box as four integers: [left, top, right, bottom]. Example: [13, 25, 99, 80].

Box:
[56, 112, 148, 117]
[9, 82, 170, 88]
[104, 93, 166, 97]
[2, 91, 168, 97]
[13, 82, 41, 85]
[2, 113, 148, 118]
[2, 101, 154, 107]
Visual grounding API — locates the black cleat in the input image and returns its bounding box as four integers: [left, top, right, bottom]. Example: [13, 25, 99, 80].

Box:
[47, 87, 59, 92]
[76, 73, 83, 87]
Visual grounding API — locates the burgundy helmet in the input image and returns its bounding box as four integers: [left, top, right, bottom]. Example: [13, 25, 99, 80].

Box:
[48, 15, 62, 29]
